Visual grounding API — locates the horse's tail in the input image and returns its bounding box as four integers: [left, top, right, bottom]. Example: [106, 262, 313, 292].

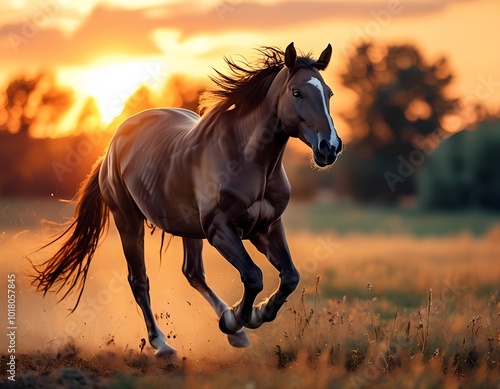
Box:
[32, 158, 109, 312]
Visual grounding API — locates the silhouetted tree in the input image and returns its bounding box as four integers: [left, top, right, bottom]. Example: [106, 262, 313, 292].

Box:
[0, 73, 73, 137]
[162, 74, 205, 113]
[107, 76, 205, 131]
[0, 72, 224, 197]
[76, 97, 102, 132]
[336, 43, 459, 203]
[417, 119, 500, 210]
[106, 85, 156, 131]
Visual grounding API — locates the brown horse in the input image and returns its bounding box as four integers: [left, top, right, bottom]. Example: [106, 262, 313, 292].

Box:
[33, 42, 342, 357]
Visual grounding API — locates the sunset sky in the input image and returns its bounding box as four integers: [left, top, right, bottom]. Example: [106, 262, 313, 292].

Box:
[1, 0, 500, 135]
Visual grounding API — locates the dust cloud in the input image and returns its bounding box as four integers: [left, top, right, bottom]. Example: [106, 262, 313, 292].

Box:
[0, 218, 295, 369]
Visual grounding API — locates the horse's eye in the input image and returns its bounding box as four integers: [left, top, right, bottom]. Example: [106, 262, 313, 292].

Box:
[292, 89, 302, 99]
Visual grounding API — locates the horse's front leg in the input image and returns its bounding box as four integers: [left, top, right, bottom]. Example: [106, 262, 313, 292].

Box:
[182, 237, 250, 347]
[207, 221, 263, 335]
[247, 219, 299, 328]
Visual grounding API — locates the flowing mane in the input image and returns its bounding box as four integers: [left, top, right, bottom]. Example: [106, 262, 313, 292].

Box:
[199, 47, 319, 119]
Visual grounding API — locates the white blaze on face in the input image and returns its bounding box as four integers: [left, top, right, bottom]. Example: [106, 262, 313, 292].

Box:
[307, 77, 338, 148]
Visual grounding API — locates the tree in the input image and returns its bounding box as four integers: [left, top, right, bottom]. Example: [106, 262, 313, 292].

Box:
[417, 120, 500, 210]
[335, 43, 458, 203]
[104, 85, 157, 132]
[162, 74, 205, 113]
[0, 73, 73, 137]
[76, 97, 103, 132]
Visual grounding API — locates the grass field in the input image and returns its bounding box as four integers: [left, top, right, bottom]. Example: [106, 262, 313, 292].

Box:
[1, 198, 499, 388]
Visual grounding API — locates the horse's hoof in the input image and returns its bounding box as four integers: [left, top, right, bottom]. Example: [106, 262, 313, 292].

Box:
[219, 308, 239, 335]
[154, 346, 177, 360]
[228, 329, 250, 348]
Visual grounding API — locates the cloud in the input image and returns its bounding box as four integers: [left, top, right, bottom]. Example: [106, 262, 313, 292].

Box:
[0, 0, 477, 68]
[0, 5, 165, 66]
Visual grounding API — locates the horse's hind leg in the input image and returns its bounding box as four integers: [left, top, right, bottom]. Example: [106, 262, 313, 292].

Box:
[182, 238, 250, 347]
[112, 209, 176, 358]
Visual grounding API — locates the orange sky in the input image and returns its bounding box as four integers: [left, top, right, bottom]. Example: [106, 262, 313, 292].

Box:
[1, 0, 500, 135]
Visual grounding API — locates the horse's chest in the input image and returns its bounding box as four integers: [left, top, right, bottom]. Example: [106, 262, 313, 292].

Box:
[246, 199, 275, 224]
[216, 177, 289, 236]
[234, 198, 280, 237]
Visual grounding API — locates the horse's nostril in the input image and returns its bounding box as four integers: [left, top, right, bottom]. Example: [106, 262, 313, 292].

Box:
[319, 139, 331, 155]
[336, 138, 343, 154]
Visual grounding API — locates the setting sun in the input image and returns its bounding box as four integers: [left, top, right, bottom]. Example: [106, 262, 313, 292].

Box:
[77, 60, 168, 124]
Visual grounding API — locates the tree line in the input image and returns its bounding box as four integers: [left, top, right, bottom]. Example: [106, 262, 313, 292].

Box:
[1, 42, 499, 209]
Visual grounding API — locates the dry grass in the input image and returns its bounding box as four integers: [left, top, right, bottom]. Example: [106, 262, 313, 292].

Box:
[1, 219, 500, 388]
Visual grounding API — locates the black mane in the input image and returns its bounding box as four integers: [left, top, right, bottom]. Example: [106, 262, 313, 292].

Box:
[199, 47, 318, 117]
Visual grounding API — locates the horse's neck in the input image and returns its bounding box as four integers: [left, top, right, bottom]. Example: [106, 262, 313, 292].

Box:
[239, 70, 289, 168]
[237, 107, 286, 169]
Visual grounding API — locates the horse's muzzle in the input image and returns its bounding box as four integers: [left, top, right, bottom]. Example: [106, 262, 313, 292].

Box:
[314, 138, 343, 167]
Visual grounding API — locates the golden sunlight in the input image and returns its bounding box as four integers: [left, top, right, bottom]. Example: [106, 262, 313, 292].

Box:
[77, 60, 168, 124]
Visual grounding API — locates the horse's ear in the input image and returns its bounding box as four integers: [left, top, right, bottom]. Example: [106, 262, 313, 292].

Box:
[314, 43, 332, 71]
[285, 42, 297, 70]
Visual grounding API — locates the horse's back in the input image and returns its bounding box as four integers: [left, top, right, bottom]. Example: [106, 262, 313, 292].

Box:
[108, 107, 199, 161]
[113, 108, 199, 139]
[100, 108, 205, 236]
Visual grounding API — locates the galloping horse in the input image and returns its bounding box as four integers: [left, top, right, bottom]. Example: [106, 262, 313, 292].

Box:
[33, 42, 342, 357]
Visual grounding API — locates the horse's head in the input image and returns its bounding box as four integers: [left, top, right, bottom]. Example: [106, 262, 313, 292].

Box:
[278, 42, 342, 167]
